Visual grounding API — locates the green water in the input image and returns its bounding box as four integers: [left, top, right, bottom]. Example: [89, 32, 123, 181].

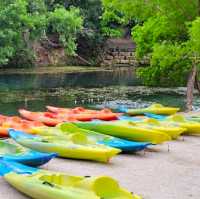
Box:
[0, 67, 199, 115]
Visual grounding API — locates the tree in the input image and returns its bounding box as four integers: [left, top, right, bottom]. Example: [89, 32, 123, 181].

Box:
[45, 0, 104, 64]
[102, 0, 200, 110]
[0, 0, 46, 66]
[48, 7, 83, 55]
[0, 0, 83, 67]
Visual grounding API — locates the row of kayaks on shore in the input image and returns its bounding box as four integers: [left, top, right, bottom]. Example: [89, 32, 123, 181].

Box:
[1, 103, 200, 199]
[0, 104, 200, 164]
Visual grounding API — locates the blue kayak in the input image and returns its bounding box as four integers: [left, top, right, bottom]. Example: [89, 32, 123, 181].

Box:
[118, 115, 143, 122]
[0, 139, 56, 166]
[98, 138, 150, 152]
[0, 159, 38, 176]
[144, 113, 167, 120]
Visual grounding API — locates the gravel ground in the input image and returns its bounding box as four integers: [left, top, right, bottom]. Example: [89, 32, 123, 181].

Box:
[0, 135, 200, 199]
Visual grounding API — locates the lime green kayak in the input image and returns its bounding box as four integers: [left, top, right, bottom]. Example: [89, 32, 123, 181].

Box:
[164, 115, 200, 134]
[32, 123, 115, 143]
[136, 118, 186, 139]
[75, 121, 171, 144]
[0, 160, 141, 199]
[187, 116, 200, 122]
[125, 104, 179, 115]
[9, 129, 120, 163]
[32, 123, 151, 152]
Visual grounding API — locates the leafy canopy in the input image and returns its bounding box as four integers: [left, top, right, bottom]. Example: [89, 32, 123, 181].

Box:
[45, 0, 104, 63]
[0, 0, 83, 67]
[102, 0, 200, 87]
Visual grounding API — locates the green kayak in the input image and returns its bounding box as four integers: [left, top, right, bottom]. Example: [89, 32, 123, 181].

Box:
[74, 121, 171, 144]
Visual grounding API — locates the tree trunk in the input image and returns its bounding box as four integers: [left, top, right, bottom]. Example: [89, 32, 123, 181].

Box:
[186, 1, 200, 111]
[195, 70, 200, 93]
[186, 65, 197, 111]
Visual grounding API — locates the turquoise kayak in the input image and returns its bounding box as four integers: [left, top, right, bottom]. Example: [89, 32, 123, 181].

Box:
[0, 139, 56, 166]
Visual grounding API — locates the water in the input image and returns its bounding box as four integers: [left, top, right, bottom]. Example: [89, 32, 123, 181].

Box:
[0, 68, 139, 91]
[0, 67, 199, 115]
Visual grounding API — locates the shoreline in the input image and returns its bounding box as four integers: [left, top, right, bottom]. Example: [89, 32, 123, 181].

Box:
[0, 66, 135, 75]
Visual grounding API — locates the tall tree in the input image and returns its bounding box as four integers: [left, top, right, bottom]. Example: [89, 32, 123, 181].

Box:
[102, 0, 200, 110]
[186, 0, 200, 110]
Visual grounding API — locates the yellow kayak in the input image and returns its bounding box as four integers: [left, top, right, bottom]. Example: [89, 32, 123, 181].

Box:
[137, 118, 186, 139]
[165, 115, 200, 134]
[126, 104, 180, 115]
[1, 160, 141, 199]
[32, 123, 151, 152]
[9, 129, 120, 163]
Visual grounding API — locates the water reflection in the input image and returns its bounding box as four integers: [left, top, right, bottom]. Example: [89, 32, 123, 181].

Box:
[0, 68, 199, 114]
[0, 68, 139, 91]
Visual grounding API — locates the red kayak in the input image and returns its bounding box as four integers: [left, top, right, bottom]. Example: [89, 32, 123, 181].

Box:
[46, 106, 121, 121]
[0, 115, 44, 137]
[19, 109, 77, 126]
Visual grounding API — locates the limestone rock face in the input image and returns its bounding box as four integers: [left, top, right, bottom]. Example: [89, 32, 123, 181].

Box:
[33, 42, 68, 66]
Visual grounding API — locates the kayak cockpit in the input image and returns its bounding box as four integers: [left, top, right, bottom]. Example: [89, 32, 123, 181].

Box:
[0, 141, 25, 155]
[39, 174, 134, 199]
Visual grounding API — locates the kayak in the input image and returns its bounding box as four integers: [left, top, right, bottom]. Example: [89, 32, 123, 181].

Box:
[121, 104, 179, 115]
[47, 106, 120, 121]
[0, 115, 44, 137]
[0, 160, 141, 199]
[47, 106, 108, 114]
[32, 123, 151, 152]
[187, 116, 200, 122]
[9, 129, 121, 163]
[118, 115, 145, 122]
[19, 109, 77, 126]
[144, 113, 167, 120]
[0, 139, 56, 166]
[137, 118, 186, 139]
[75, 121, 171, 144]
[165, 115, 200, 134]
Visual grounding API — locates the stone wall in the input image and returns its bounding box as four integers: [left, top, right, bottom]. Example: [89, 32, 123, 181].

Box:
[101, 38, 149, 67]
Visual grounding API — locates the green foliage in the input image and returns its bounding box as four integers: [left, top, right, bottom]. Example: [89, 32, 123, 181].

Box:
[187, 17, 200, 59]
[0, 0, 83, 67]
[101, 0, 156, 37]
[0, 0, 46, 66]
[45, 0, 104, 63]
[48, 7, 83, 55]
[137, 43, 191, 86]
[133, 16, 179, 58]
[102, 0, 200, 87]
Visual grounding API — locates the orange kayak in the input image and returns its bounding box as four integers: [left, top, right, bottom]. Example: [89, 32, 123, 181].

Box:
[0, 115, 44, 137]
[19, 109, 77, 126]
[46, 106, 120, 121]
[47, 106, 99, 114]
